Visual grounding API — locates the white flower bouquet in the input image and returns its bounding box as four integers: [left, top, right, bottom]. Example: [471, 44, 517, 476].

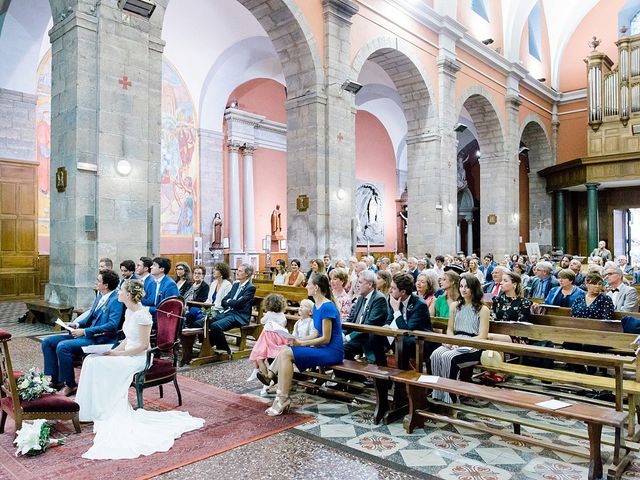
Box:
[16, 368, 56, 401]
[14, 419, 64, 456]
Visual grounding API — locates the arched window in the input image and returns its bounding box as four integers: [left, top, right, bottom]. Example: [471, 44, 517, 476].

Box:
[528, 1, 542, 61]
[471, 0, 490, 22]
[631, 10, 640, 35]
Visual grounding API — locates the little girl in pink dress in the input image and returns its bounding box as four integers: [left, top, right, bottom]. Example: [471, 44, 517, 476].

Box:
[248, 294, 289, 382]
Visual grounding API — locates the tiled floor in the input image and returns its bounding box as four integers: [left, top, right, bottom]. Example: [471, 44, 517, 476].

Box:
[3, 300, 640, 479]
[0, 301, 55, 337]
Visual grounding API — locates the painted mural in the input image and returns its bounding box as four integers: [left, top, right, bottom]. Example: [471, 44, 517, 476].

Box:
[35, 49, 51, 254]
[161, 58, 199, 241]
[33, 53, 200, 254]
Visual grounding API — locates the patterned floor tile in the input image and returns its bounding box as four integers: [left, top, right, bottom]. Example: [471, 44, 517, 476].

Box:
[319, 424, 357, 438]
[316, 402, 351, 415]
[419, 431, 480, 455]
[622, 459, 640, 479]
[552, 451, 590, 464]
[522, 457, 589, 479]
[345, 431, 408, 458]
[339, 408, 381, 429]
[557, 434, 614, 453]
[400, 449, 447, 467]
[295, 413, 332, 430]
[386, 422, 433, 437]
[488, 435, 544, 453]
[437, 458, 512, 480]
[475, 447, 525, 465]
[526, 410, 577, 427]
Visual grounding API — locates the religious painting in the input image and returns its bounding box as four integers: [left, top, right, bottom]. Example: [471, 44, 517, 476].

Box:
[355, 180, 384, 246]
[35, 49, 51, 254]
[160, 58, 200, 241]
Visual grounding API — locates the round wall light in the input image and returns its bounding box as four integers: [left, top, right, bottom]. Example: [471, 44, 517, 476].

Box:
[337, 188, 346, 200]
[116, 159, 132, 176]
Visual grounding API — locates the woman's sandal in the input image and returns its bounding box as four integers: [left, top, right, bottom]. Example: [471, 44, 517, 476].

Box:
[257, 370, 277, 387]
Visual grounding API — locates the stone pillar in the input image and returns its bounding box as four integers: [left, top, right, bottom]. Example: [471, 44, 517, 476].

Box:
[456, 220, 461, 252]
[46, 1, 167, 308]
[242, 145, 256, 253]
[228, 142, 242, 253]
[554, 190, 566, 252]
[199, 129, 224, 282]
[586, 183, 600, 255]
[466, 216, 474, 256]
[315, 0, 358, 259]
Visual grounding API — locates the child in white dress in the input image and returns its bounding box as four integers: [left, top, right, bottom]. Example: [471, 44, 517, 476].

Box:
[292, 299, 318, 339]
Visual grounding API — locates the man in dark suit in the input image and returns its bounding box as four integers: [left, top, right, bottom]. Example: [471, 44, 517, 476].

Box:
[42, 269, 124, 396]
[387, 273, 432, 370]
[209, 263, 256, 355]
[526, 261, 559, 299]
[141, 257, 180, 324]
[344, 270, 389, 366]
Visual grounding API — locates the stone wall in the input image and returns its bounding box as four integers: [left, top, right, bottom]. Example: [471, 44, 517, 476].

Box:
[0, 88, 36, 161]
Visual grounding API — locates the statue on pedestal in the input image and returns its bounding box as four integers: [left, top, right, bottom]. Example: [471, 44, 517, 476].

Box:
[211, 212, 223, 249]
[271, 205, 283, 239]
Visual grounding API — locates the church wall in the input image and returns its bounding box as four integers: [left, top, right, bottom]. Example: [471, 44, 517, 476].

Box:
[556, 99, 588, 162]
[558, 0, 625, 93]
[355, 110, 397, 253]
[293, 0, 325, 64]
[517, 88, 552, 135]
[455, 50, 508, 111]
[517, 2, 551, 85]
[0, 88, 36, 162]
[457, 0, 504, 51]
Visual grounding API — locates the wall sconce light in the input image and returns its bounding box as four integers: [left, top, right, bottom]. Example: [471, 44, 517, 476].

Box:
[118, 0, 156, 18]
[336, 188, 346, 200]
[116, 159, 132, 176]
[482, 38, 494, 45]
[435, 203, 443, 211]
[476, 150, 481, 157]
[537, 78, 546, 82]
[229, 99, 239, 108]
[340, 80, 363, 94]
[454, 123, 467, 133]
[512, 213, 520, 223]
[447, 203, 454, 213]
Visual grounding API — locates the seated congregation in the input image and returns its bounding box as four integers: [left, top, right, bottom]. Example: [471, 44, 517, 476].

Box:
[10, 248, 640, 475]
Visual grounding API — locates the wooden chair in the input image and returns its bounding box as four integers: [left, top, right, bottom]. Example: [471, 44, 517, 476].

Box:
[0, 330, 80, 435]
[132, 296, 184, 408]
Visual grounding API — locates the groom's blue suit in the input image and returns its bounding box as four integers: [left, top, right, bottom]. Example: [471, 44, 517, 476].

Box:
[42, 291, 123, 388]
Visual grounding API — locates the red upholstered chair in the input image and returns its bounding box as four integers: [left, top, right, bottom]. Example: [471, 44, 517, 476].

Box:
[0, 330, 80, 435]
[132, 296, 184, 408]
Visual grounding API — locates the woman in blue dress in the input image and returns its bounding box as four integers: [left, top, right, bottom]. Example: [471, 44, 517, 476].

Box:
[257, 273, 343, 416]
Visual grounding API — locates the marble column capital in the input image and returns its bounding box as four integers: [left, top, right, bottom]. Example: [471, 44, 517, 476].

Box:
[227, 141, 243, 152]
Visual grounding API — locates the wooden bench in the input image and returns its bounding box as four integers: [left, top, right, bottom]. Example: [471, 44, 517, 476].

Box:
[540, 306, 640, 320]
[392, 370, 629, 480]
[24, 299, 74, 327]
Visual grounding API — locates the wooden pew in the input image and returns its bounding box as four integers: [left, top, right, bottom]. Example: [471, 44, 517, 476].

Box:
[392, 370, 627, 480]
[540, 305, 640, 320]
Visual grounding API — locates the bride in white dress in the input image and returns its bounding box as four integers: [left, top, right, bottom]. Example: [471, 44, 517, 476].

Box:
[75, 279, 204, 460]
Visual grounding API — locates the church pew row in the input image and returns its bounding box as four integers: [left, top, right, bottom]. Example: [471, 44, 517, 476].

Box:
[336, 321, 635, 479]
[539, 305, 640, 320]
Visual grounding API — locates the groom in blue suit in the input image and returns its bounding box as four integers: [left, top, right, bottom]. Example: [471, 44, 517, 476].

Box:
[42, 269, 123, 396]
[141, 257, 180, 325]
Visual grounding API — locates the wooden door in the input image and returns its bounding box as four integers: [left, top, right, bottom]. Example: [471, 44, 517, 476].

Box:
[0, 160, 39, 299]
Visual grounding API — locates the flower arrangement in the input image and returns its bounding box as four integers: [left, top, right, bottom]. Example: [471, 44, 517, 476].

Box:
[16, 368, 56, 401]
[14, 419, 64, 456]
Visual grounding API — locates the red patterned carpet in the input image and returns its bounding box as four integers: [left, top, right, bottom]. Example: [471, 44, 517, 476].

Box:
[0, 376, 312, 480]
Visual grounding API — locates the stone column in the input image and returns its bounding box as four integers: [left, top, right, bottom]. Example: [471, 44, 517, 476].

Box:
[554, 190, 566, 252]
[456, 220, 461, 253]
[586, 183, 600, 255]
[228, 142, 242, 253]
[199, 129, 224, 282]
[46, 1, 167, 308]
[242, 145, 256, 252]
[466, 216, 474, 256]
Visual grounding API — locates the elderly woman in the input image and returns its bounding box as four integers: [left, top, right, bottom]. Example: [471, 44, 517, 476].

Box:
[571, 272, 614, 320]
[544, 269, 584, 307]
[330, 268, 352, 322]
[416, 270, 439, 310]
[430, 270, 460, 320]
[376, 269, 392, 298]
[257, 274, 343, 416]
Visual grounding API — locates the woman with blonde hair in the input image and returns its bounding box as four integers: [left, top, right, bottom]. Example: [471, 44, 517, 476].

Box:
[429, 270, 461, 319]
[329, 268, 352, 322]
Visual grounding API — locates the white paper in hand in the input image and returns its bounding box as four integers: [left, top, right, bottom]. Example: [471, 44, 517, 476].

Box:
[55, 318, 73, 332]
[386, 319, 399, 345]
[81, 344, 113, 355]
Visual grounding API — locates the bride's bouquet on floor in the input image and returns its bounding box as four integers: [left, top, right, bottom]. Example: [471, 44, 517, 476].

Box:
[14, 419, 64, 456]
[16, 367, 56, 401]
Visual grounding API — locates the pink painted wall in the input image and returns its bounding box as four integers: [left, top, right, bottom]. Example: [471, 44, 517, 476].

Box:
[559, 0, 625, 92]
[355, 110, 397, 252]
[457, 0, 504, 51]
[223, 78, 287, 251]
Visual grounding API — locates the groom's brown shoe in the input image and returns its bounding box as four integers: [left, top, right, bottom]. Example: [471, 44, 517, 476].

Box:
[60, 386, 77, 397]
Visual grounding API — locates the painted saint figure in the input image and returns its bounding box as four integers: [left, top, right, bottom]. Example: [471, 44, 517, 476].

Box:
[271, 205, 282, 236]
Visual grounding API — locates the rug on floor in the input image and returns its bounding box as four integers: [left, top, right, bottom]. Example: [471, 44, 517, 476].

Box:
[0, 375, 313, 480]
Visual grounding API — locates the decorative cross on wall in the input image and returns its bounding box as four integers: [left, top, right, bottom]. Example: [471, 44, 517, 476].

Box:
[118, 75, 132, 90]
[337, 132, 344, 141]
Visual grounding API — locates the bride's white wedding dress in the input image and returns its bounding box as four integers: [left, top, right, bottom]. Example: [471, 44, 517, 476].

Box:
[75, 307, 204, 460]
